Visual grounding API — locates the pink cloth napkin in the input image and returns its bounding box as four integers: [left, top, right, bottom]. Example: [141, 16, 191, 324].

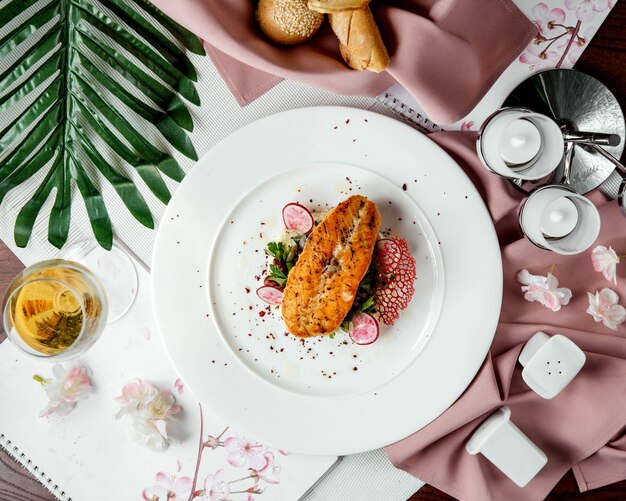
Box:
[150, 0, 535, 124]
[385, 131, 626, 500]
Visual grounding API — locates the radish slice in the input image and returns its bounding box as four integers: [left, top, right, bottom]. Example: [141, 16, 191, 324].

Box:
[256, 285, 283, 305]
[282, 203, 314, 234]
[349, 312, 379, 345]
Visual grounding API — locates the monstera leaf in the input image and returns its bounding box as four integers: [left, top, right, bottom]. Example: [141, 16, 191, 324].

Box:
[0, 0, 204, 249]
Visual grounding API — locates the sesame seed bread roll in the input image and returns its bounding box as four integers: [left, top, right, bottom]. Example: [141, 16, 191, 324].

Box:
[328, 6, 389, 72]
[257, 0, 324, 45]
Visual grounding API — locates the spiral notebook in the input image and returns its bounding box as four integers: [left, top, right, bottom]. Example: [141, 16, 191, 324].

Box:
[376, 0, 616, 134]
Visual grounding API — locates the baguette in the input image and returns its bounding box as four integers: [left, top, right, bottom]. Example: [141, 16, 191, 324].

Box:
[281, 195, 381, 337]
[308, 0, 369, 13]
[328, 6, 389, 72]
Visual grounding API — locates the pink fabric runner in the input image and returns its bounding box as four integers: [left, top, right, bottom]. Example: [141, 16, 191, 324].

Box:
[150, 0, 535, 124]
[385, 131, 626, 500]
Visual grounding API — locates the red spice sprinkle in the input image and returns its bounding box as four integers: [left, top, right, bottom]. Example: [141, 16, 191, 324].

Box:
[333, 126, 338, 129]
[259, 232, 263, 238]
[259, 311, 266, 317]
[402, 183, 407, 191]
[353, 367, 358, 371]
[248, 306, 253, 310]
[345, 119, 350, 124]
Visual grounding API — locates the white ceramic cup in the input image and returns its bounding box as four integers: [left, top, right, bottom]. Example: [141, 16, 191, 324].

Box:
[518, 185, 601, 255]
[477, 108, 565, 181]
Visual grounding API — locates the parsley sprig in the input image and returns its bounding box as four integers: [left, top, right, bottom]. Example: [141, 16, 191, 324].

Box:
[265, 240, 299, 286]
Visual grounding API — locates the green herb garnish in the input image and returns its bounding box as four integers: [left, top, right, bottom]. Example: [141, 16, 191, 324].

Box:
[268, 264, 288, 287]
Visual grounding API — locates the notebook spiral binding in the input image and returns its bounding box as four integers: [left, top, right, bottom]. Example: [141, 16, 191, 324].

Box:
[0, 433, 71, 501]
[376, 93, 444, 135]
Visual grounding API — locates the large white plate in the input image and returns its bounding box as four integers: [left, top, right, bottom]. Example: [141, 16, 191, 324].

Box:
[151, 107, 502, 456]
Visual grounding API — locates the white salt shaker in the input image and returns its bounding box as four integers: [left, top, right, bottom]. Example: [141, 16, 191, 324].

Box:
[477, 108, 565, 180]
[518, 332, 586, 399]
[466, 406, 547, 487]
[518, 185, 601, 255]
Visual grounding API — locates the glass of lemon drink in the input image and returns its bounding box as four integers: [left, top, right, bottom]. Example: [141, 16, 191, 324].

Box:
[2, 260, 108, 360]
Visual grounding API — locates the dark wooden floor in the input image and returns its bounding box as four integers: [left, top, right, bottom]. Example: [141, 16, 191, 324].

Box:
[2, 3, 626, 500]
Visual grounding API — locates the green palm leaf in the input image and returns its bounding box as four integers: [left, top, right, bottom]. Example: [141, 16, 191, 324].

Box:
[0, 0, 204, 250]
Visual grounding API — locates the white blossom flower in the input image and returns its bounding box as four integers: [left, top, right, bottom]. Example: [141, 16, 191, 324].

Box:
[36, 362, 92, 418]
[256, 452, 282, 485]
[203, 470, 230, 501]
[565, 0, 609, 22]
[517, 269, 572, 312]
[115, 379, 180, 451]
[591, 245, 620, 284]
[115, 379, 158, 419]
[224, 435, 267, 470]
[142, 470, 192, 500]
[587, 288, 626, 330]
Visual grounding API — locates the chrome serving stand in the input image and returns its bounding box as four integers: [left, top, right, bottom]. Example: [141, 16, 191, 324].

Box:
[502, 68, 626, 203]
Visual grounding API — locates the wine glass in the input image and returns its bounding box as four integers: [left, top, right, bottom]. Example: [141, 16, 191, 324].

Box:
[60, 241, 138, 323]
[1, 260, 108, 360]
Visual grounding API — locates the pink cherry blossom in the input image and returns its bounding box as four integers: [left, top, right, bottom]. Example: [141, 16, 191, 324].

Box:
[460, 121, 474, 132]
[115, 379, 158, 418]
[147, 391, 181, 420]
[142, 470, 192, 501]
[531, 3, 566, 35]
[174, 378, 184, 394]
[256, 452, 282, 484]
[203, 470, 230, 501]
[587, 288, 626, 330]
[518, 269, 572, 312]
[224, 435, 267, 470]
[37, 362, 92, 418]
[565, 0, 609, 22]
[115, 379, 181, 451]
[591, 245, 620, 284]
[519, 43, 561, 71]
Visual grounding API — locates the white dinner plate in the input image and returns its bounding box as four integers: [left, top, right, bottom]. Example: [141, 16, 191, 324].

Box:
[151, 107, 502, 456]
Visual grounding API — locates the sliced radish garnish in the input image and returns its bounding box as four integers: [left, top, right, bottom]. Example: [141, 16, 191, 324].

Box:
[349, 312, 379, 345]
[282, 203, 314, 234]
[256, 285, 283, 305]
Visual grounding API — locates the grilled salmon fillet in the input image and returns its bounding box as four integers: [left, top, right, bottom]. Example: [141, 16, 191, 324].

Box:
[282, 195, 381, 337]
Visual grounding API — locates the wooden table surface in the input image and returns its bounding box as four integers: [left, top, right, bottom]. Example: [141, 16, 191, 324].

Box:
[2, 4, 626, 500]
